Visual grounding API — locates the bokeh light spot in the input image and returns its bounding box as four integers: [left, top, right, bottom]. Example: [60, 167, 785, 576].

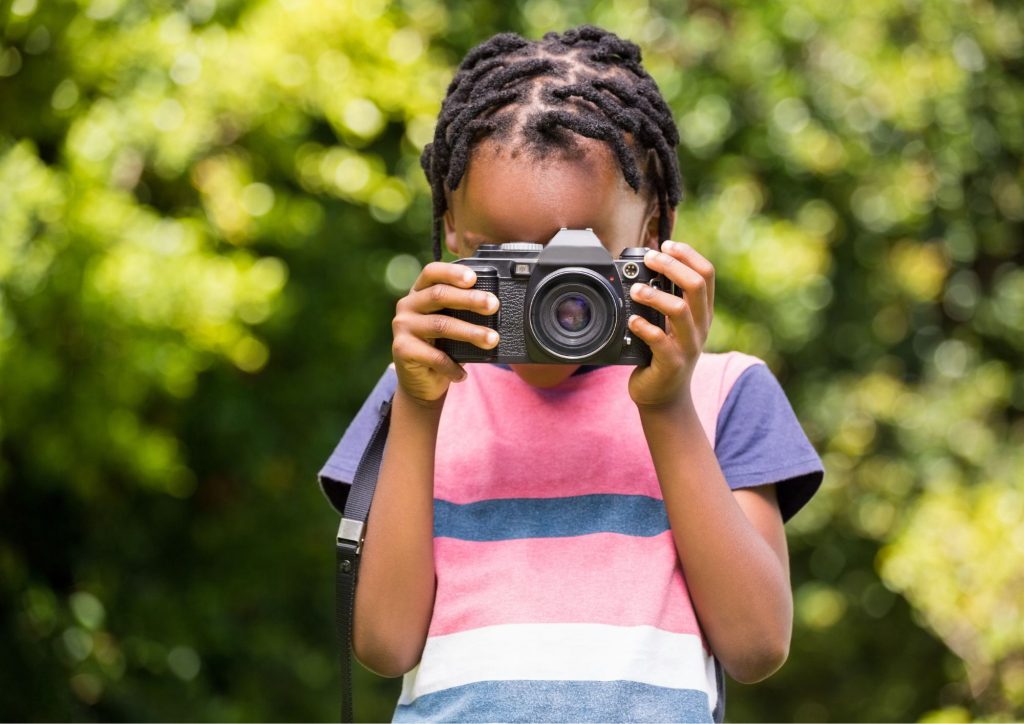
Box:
[167, 645, 201, 681]
[241, 183, 275, 217]
[385, 254, 422, 296]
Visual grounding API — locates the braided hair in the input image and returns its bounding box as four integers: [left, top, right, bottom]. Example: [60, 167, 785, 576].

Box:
[420, 25, 683, 261]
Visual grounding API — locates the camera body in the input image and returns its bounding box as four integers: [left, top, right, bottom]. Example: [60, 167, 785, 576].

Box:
[437, 228, 679, 365]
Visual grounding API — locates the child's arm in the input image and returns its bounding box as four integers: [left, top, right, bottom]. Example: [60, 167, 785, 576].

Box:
[627, 241, 793, 684]
[352, 262, 499, 677]
[638, 402, 792, 683]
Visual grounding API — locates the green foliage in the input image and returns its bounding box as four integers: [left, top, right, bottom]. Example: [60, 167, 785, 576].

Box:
[1, 0, 1021, 721]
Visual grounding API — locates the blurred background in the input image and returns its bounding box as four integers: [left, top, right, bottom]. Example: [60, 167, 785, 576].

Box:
[1, 0, 1022, 720]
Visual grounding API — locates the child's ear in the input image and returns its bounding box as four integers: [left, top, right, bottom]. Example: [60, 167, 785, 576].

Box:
[642, 202, 676, 250]
[443, 209, 459, 256]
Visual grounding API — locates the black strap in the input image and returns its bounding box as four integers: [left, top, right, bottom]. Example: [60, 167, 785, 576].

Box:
[336, 396, 393, 723]
[335, 542, 359, 723]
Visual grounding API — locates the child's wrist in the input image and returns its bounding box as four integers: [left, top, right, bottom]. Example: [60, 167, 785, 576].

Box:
[396, 385, 448, 414]
[635, 390, 697, 420]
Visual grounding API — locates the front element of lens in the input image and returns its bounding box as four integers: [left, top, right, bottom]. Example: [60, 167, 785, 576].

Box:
[555, 294, 592, 333]
[528, 268, 620, 361]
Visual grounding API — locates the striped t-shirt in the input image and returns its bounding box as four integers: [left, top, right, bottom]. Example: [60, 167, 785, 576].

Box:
[319, 352, 824, 722]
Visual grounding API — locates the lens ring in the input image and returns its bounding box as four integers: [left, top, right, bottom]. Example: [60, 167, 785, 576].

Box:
[527, 268, 621, 361]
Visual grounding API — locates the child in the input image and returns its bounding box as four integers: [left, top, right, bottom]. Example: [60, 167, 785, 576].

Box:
[319, 26, 824, 723]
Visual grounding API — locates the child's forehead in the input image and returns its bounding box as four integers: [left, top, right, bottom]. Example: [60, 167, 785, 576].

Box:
[450, 140, 647, 243]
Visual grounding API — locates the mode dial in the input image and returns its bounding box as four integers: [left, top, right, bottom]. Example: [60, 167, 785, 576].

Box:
[501, 242, 544, 252]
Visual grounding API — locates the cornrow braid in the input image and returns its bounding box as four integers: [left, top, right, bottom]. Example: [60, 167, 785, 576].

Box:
[421, 25, 682, 261]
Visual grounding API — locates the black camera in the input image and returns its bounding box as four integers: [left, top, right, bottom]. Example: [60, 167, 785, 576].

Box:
[437, 228, 680, 365]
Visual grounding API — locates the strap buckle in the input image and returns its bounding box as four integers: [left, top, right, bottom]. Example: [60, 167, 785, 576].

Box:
[337, 517, 365, 555]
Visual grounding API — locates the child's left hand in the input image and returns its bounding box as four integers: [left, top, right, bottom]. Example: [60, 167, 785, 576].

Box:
[626, 240, 715, 410]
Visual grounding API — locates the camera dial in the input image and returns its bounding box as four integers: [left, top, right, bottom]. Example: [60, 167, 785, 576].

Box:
[501, 242, 544, 252]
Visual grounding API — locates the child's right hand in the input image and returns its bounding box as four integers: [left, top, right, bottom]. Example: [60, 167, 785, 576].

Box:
[391, 262, 500, 404]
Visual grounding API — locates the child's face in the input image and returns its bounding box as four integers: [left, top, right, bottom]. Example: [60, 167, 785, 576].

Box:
[443, 138, 672, 388]
[443, 138, 664, 259]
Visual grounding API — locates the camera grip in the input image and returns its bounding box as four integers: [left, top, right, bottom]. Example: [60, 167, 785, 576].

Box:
[436, 271, 499, 362]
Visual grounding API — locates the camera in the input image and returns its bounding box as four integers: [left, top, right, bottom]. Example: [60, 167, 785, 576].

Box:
[437, 228, 680, 365]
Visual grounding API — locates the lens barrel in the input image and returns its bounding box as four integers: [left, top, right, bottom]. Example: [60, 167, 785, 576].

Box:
[527, 267, 620, 361]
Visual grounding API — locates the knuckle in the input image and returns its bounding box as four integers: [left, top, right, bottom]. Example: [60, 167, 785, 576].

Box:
[669, 298, 688, 317]
[430, 348, 451, 368]
[646, 325, 667, 343]
[393, 309, 413, 331]
[430, 314, 452, 336]
[428, 284, 447, 304]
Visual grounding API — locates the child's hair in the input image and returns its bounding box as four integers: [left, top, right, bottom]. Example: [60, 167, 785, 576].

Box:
[420, 25, 683, 261]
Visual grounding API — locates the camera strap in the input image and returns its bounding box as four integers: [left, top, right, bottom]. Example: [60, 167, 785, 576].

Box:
[335, 395, 393, 723]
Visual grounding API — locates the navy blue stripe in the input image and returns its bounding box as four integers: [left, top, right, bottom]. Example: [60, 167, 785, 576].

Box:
[394, 679, 712, 723]
[434, 494, 669, 541]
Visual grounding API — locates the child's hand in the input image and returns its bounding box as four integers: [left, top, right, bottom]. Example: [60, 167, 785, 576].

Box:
[391, 262, 500, 404]
[626, 240, 715, 410]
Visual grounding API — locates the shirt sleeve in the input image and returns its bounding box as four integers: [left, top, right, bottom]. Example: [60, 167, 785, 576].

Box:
[714, 363, 824, 522]
[317, 366, 398, 514]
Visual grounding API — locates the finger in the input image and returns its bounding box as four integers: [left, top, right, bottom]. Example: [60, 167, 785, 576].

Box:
[643, 248, 709, 325]
[629, 285, 702, 355]
[408, 283, 500, 316]
[392, 334, 467, 382]
[628, 314, 682, 370]
[407, 313, 500, 350]
[412, 261, 477, 292]
[661, 240, 715, 315]
[642, 248, 711, 333]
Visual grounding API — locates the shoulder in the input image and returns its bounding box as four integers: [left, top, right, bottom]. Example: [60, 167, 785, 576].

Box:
[694, 351, 766, 393]
[700, 353, 824, 522]
[317, 364, 398, 512]
[689, 352, 767, 445]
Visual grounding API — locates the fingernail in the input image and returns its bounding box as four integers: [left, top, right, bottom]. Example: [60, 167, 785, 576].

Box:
[488, 294, 499, 311]
[463, 271, 474, 284]
[486, 331, 499, 347]
[632, 283, 652, 299]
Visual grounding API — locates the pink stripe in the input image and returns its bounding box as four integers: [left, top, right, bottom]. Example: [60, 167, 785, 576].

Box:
[434, 354, 762, 504]
[429, 532, 704, 639]
[436, 366, 662, 504]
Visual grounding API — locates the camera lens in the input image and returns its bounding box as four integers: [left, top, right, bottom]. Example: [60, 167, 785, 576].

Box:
[528, 268, 621, 361]
[555, 294, 592, 333]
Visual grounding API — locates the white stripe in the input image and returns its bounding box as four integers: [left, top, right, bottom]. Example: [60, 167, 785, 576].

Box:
[398, 623, 716, 710]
